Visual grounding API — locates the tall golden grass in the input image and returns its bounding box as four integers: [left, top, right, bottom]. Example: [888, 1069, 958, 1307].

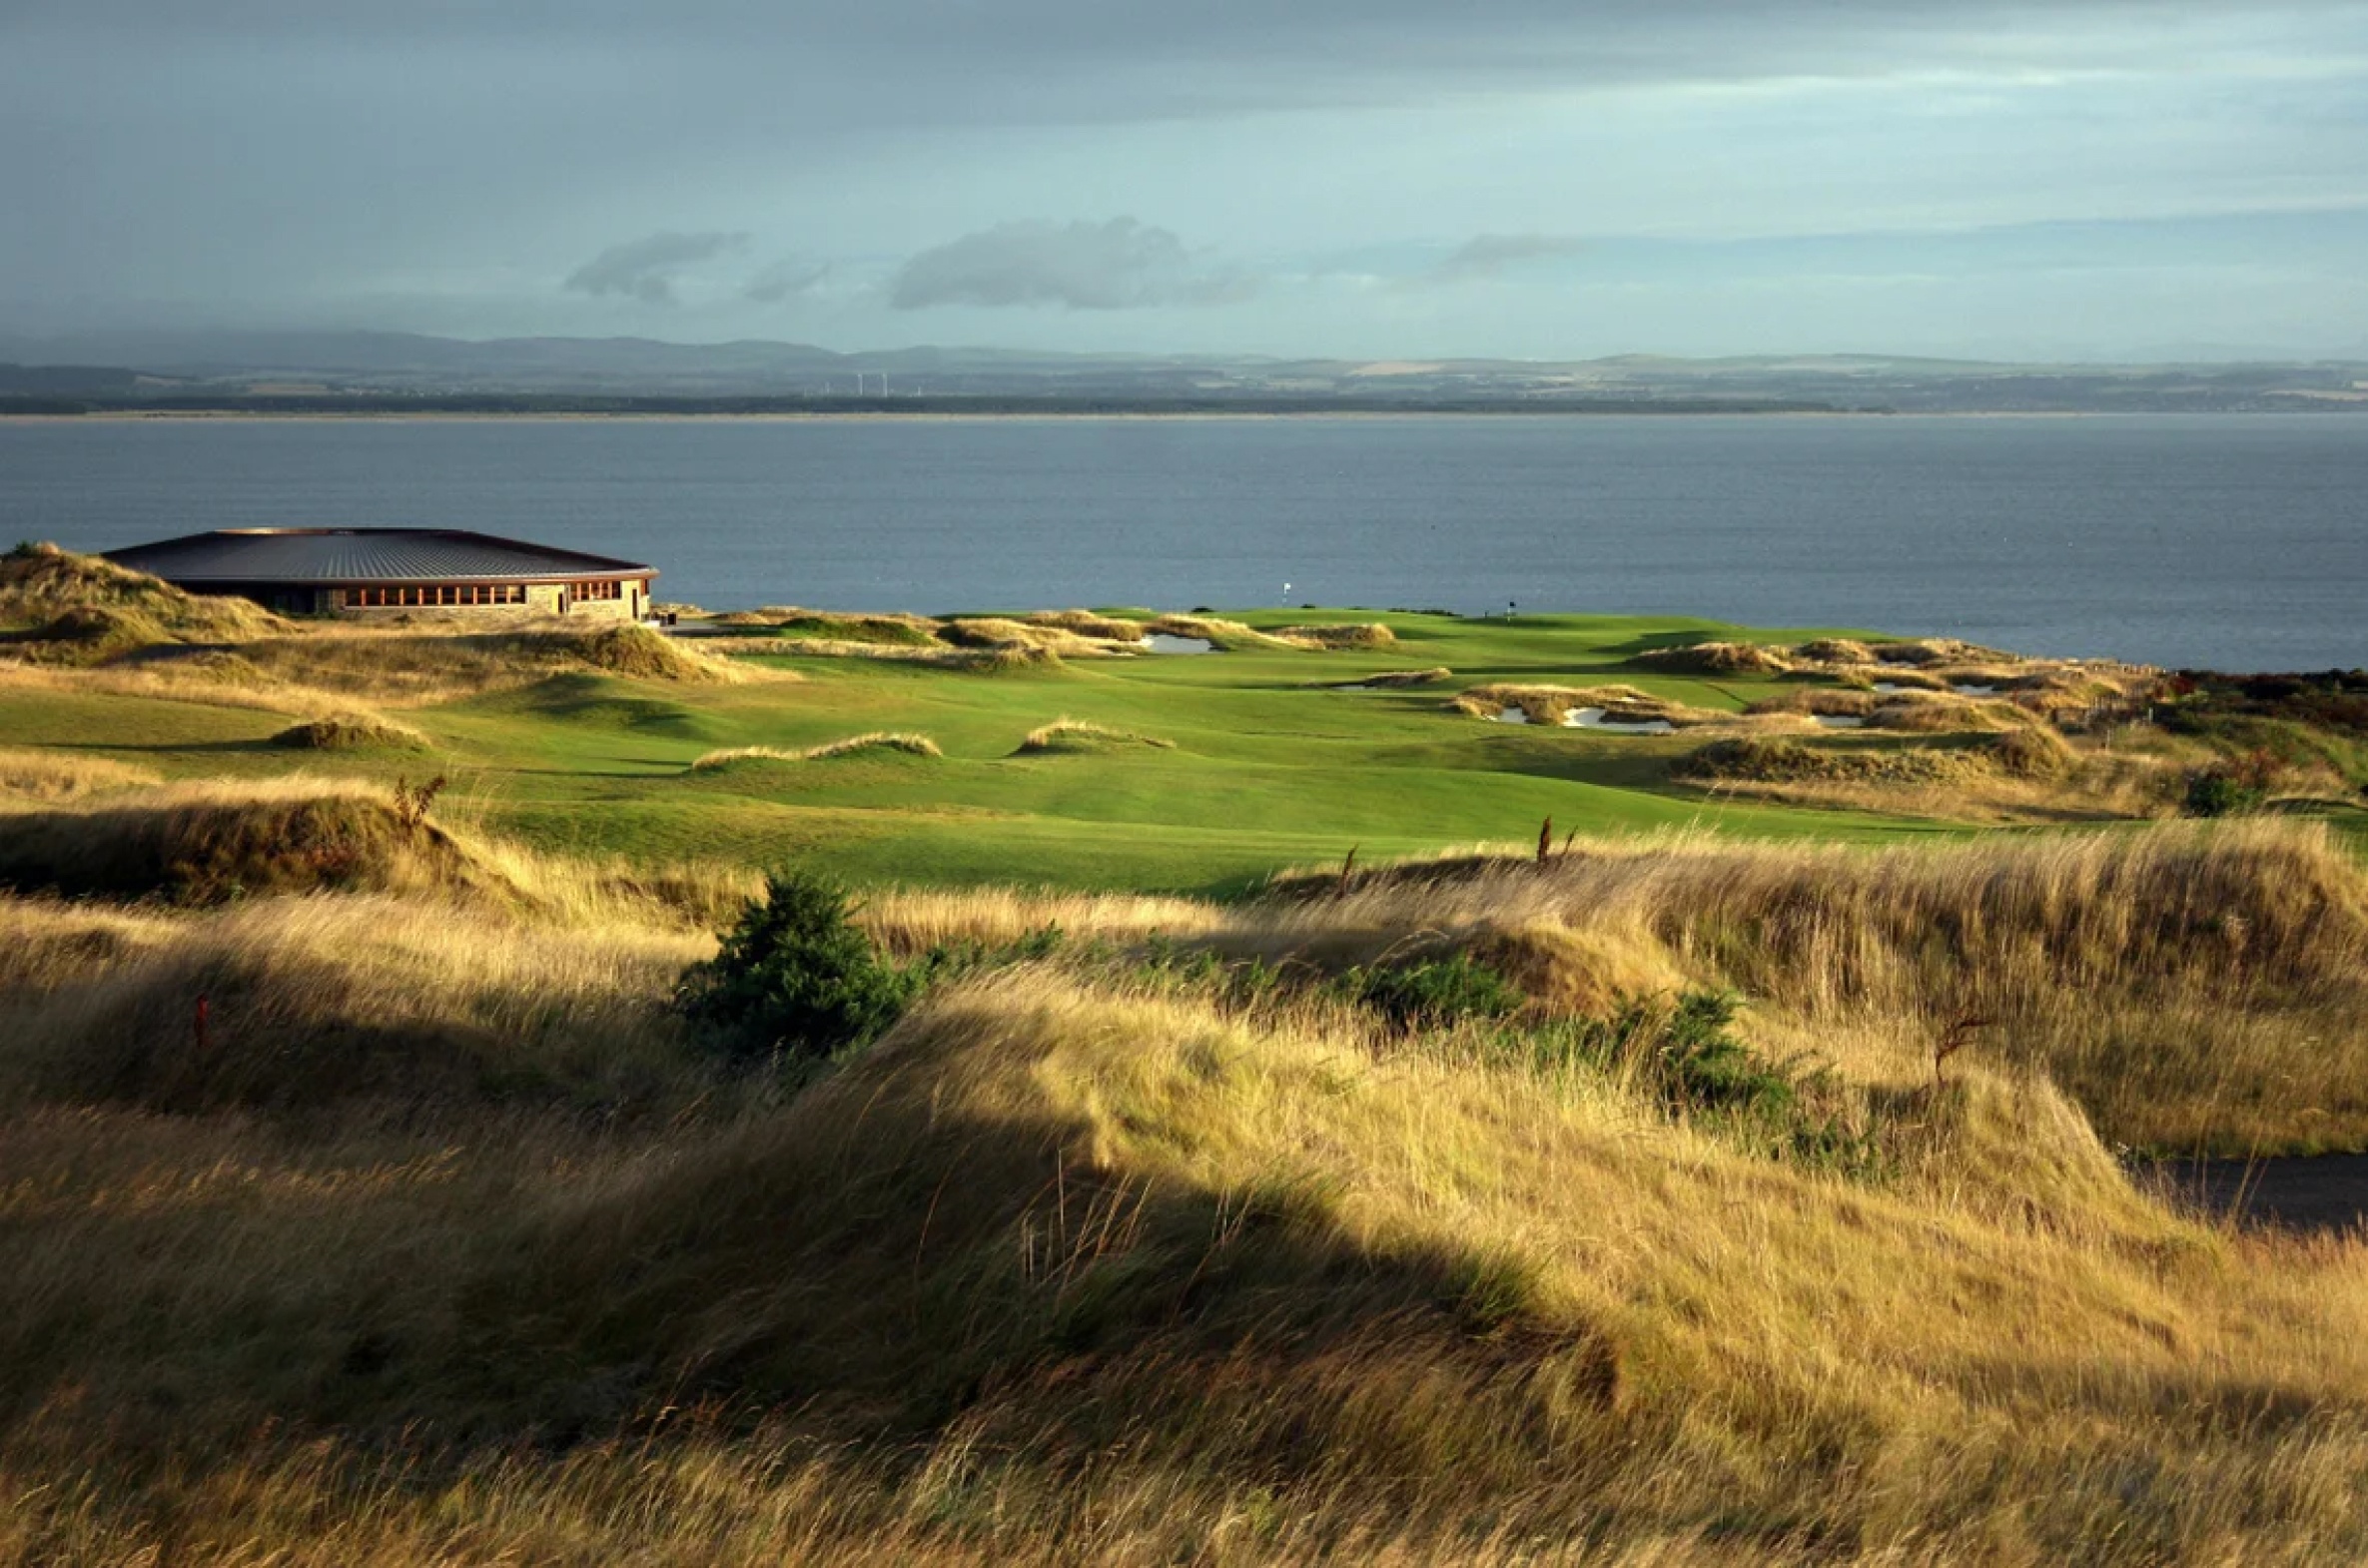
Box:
[0, 776, 756, 926]
[1244, 820, 2368, 1153]
[0, 745, 163, 802]
[3, 934, 2366, 1561]
[3, 814, 2366, 1562]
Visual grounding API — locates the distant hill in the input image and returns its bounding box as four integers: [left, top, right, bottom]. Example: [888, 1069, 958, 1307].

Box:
[0, 331, 2362, 412]
[0, 363, 150, 396]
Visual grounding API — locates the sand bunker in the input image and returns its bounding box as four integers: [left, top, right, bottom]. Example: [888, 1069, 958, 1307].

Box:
[1143, 634, 1214, 655]
[1564, 707, 1677, 735]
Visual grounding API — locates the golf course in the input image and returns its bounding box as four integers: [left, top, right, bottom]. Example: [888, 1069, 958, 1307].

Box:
[5, 543, 2368, 1565]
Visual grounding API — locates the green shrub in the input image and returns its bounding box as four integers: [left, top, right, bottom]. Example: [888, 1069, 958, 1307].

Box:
[1502, 989, 1883, 1176]
[2183, 772, 2261, 818]
[1340, 953, 1525, 1030]
[678, 871, 919, 1064]
[2182, 748, 2281, 818]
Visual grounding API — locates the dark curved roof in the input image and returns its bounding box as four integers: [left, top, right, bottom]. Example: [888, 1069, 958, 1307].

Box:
[105, 528, 656, 585]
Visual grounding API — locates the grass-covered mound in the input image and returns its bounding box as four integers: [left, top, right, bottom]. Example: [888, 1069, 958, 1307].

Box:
[1630, 638, 1792, 675]
[0, 779, 509, 904]
[1674, 735, 1992, 788]
[712, 608, 944, 645]
[0, 544, 286, 662]
[1018, 609, 1149, 641]
[1271, 819, 2368, 1155]
[690, 733, 944, 771]
[1015, 718, 1176, 755]
[937, 617, 1142, 658]
[1273, 621, 1396, 649]
[269, 712, 432, 752]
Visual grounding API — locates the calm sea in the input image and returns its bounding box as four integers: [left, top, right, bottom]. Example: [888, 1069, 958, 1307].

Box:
[3, 413, 2362, 669]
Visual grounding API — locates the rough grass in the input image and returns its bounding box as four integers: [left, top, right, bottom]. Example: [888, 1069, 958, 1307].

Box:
[1674, 730, 2169, 825]
[1793, 636, 1876, 664]
[1018, 609, 1148, 642]
[0, 893, 708, 1116]
[711, 608, 945, 645]
[0, 778, 502, 905]
[0, 543, 285, 657]
[269, 712, 432, 752]
[1258, 819, 2368, 1155]
[1143, 614, 1309, 651]
[0, 777, 755, 926]
[937, 617, 1140, 658]
[1630, 638, 1792, 675]
[1273, 622, 1396, 649]
[1015, 718, 1176, 755]
[1310, 666, 1452, 689]
[1674, 735, 1995, 788]
[0, 746, 162, 802]
[716, 635, 1059, 670]
[4, 844, 2368, 1560]
[690, 733, 944, 770]
[1870, 636, 2019, 667]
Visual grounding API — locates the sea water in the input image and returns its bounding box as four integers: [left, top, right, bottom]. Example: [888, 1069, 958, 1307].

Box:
[4, 412, 2362, 669]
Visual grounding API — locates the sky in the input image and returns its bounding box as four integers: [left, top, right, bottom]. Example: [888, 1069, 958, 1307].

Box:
[7, 0, 2368, 360]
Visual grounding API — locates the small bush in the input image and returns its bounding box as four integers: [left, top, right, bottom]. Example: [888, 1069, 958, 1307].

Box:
[1340, 953, 1526, 1030]
[2183, 749, 2281, 818]
[1502, 990, 1881, 1175]
[2183, 772, 2262, 818]
[678, 871, 919, 1064]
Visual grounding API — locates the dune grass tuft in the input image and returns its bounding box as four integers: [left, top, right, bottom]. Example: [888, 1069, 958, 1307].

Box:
[1018, 609, 1149, 642]
[269, 713, 432, 752]
[1016, 718, 1176, 755]
[1630, 638, 1792, 675]
[1273, 622, 1396, 649]
[0, 544, 286, 658]
[711, 608, 945, 645]
[690, 733, 944, 771]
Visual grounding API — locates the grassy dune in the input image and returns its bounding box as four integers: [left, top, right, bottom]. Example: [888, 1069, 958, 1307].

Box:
[4, 817, 2368, 1561]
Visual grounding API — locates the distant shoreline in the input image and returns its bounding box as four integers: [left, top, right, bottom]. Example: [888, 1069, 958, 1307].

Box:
[0, 396, 1857, 421]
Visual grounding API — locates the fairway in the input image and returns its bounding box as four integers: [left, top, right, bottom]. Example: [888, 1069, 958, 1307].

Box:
[0, 605, 1972, 892]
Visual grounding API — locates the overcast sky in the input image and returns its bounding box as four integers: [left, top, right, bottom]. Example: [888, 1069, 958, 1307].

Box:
[7, 0, 2368, 359]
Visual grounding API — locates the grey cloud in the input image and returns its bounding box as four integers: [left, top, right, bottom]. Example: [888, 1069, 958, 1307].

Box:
[744, 261, 830, 303]
[564, 231, 747, 303]
[890, 219, 1255, 311]
[1428, 234, 1588, 284]
[29, 1, 2344, 130]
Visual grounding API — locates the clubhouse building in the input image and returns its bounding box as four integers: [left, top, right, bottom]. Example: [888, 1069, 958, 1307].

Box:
[105, 527, 657, 620]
